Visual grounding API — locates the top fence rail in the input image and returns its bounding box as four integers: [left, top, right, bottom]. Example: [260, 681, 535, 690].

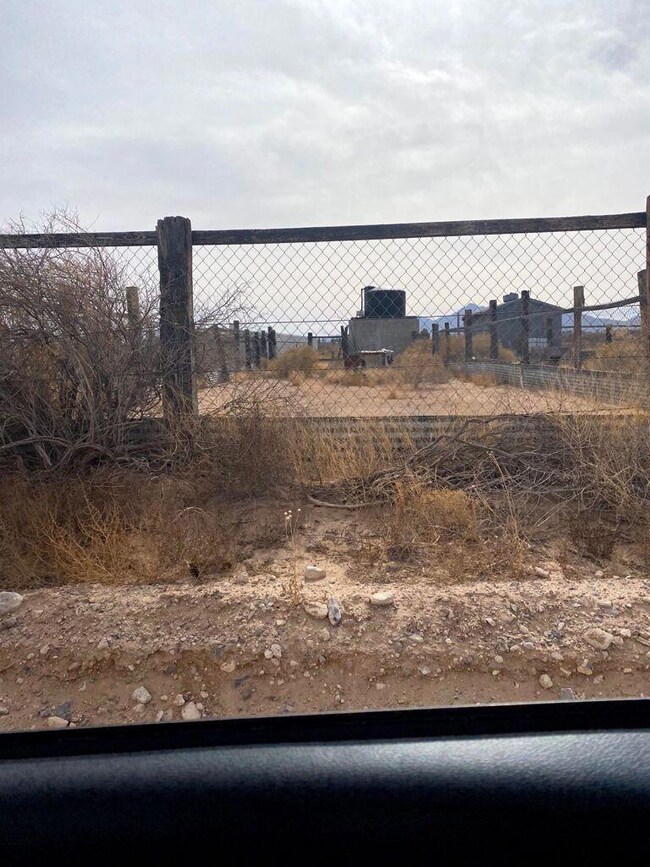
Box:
[0, 212, 646, 249]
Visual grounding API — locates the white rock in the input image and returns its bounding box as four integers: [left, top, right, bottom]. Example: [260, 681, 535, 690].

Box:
[181, 701, 202, 721]
[0, 591, 24, 615]
[304, 602, 328, 620]
[583, 627, 614, 651]
[534, 567, 550, 579]
[39, 644, 50, 656]
[264, 649, 274, 659]
[304, 564, 327, 581]
[559, 688, 576, 701]
[47, 716, 69, 729]
[155, 710, 164, 722]
[539, 674, 553, 689]
[131, 686, 152, 704]
[409, 634, 424, 643]
[0, 706, 9, 715]
[97, 637, 110, 651]
[319, 627, 331, 641]
[369, 592, 394, 607]
[220, 659, 236, 673]
[494, 655, 504, 665]
[270, 643, 282, 659]
[173, 693, 186, 706]
[594, 570, 604, 579]
[419, 666, 431, 676]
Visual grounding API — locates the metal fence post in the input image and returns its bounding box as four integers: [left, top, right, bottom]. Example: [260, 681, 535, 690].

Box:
[521, 290, 530, 364]
[307, 332, 313, 347]
[573, 285, 585, 370]
[489, 299, 498, 360]
[268, 327, 277, 360]
[253, 332, 261, 368]
[444, 322, 451, 361]
[157, 215, 198, 419]
[260, 329, 268, 360]
[232, 320, 240, 367]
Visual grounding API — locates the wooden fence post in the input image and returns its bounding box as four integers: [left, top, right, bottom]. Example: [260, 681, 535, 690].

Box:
[464, 309, 473, 361]
[605, 325, 613, 344]
[243, 329, 252, 369]
[645, 192, 650, 377]
[489, 299, 498, 360]
[268, 327, 277, 360]
[520, 290, 530, 364]
[431, 323, 439, 355]
[573, 284, 585, 370]
[126, 286, 140, 334]
[232, 320, 240, 364]
[157, 216, 197, 419]
[307, 332, 313, 347]
[260, 329, 268, 360]
[252, 332, 261, 368]
[444, 322, 451, 361]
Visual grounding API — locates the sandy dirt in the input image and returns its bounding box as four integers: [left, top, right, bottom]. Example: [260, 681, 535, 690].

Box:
[1, 506, 649, 732]
[198, 376, 598, 417]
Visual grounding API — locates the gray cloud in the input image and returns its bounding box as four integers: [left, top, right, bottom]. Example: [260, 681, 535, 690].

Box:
[1, 0, 648, 231]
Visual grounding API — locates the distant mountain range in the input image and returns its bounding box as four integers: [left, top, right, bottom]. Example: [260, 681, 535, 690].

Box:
[417, 303, 639, 334]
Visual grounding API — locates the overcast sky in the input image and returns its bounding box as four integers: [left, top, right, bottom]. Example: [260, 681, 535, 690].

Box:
[1, 0, 648, 232]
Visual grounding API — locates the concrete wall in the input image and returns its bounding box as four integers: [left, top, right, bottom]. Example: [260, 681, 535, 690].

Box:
[348, 316, 420, 355]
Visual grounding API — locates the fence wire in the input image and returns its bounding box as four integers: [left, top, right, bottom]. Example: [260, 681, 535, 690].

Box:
[192, 227, 647, 417]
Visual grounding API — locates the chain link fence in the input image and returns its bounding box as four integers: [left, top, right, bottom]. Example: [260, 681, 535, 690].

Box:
[0, 209, 647, 439]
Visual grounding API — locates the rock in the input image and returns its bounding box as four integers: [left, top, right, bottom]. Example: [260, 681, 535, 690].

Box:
[327, 598, 342, 626]
[409, 634, 424, 643]
[611, 636, 624, 647]
[181, 701, 202, 721]
[47, 716, 69, 729]
[270, 643, 282, 659]
[54, 701, 72, 721]
[39, 644, 50, 656]
[173, 693, 186, 706]
[498, 610, 516, 624]
[534, 567, 550, 579]
[0, 614, 17, 631]
[619, 629, 632, 638]
[369, 591, 394, 607]
[97, 637, 110, 651]
[559, 688, 576, 701]
[0, 706, 8, 716]
[155, 710, 164, 722]
[485, 617, 496, 627]
[539, 674, 553, 689]
[623, 667, 633, 674]
[522, 641, 535, 650]
[594, 570, 604, 579]
[264, 649, 274, 659]
[304, 602, 328, 620]
[494, 655, 504, 665]
[0, 591, 24, 615]
[131, 686, 152, 704]
[220, 659, 236, 673]
[319, 627, 331, 642]
[583, 627, 614, 651]
[419, 666, 431, 676]
[577, 661, 594, 676]
[232, 570, 249, 585]
[304, 565, 326, 582]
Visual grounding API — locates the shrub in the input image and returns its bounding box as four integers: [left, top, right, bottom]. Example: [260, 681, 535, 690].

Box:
[394, 341, 450, 389]
[268, 346, 319, 379]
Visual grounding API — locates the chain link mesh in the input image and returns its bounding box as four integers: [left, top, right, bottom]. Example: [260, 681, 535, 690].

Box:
[192, 227, 647, 417]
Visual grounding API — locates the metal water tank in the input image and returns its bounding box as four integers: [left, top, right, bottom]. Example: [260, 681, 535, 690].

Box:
[363, 287, 406, 319]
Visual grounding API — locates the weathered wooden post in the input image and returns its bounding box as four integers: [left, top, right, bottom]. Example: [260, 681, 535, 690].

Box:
[489, 299, 498, 360]
[645, 191, 650, 377]
[464, 309, 473, 361]
[252, 332, 261, 368]
[639, 268, 648, 379]
[521, 290, 530, 365]
[268, 327, 277, 360]
[243, 329, 252, 369]
[307, 332, 313, 348]
[232, 320, 241, 369]
[431, 323, 439, 355]
[605, 325, 613, 344]
[157, 216, 198, 419]
[260, 329, 268, 360]
[444, 322, 451, 361]
[126, 286, 140, 334]
[573, 284, 585, 370]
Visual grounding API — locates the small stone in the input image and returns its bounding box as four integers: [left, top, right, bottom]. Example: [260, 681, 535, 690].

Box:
[0, 614, 17, 631]
[200, 691, 208, 699]
[47, 716, 69, 729]
[369, 592, 394, 607]
[559, 688, 576, 701]
[270, 643, 282, 659]
[534, 567, 550, 579]
[97, 637, 110, 651]
[409, 634, 424, 644]
[375, 682, 385, 690]
[54, 701, 72, 721]
[181, 701, 202, 721]
[577, 662, 594, 676]
[611, 636, 624, 647]
[196, 703, 204, 711]
[619, 629, 632, 638]
[494, 655, 504, 665]
[264, 649, 273, 659]
[509, 645, 521, 653]
[593, 674, 604, 685]
[220, 659, 236, 673]
[304, 565, 326, 582]
[232, 570, 249, 585]
[0, 706, 9, 715]
[155, 710, 164, 722]
[173, 694, 186, 706]
[0, 591, 24, 615]
[319, 627, 331, 641]
[131, 686, 152, 704]
[485, 617, 496, 627]
[39, 644, 50, 656]
[594, 570, 604, 579]
[276, 619, 286, 627]
[584, 627, 614, 651]
[623, 667, 633, 674]
[539, 674, 553, 689]
[550, 651, 564, 662]
[419, 666, 431, 676]
[522, 641, 535, 650]
[327, 598, 342, 626]
[304, 602, 328, 620]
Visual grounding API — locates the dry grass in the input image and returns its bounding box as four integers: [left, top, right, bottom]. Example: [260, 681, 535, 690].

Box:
[268, 346, 320, 379]
[584, 333, 645, 373]
[443, 333, 519, 363]
[393, 341, 450, 389]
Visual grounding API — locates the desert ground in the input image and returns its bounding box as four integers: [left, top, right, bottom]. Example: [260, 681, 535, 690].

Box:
[2, 503, 649, 732]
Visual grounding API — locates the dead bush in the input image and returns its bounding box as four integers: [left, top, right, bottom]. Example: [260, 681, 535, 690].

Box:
[268, 346, 319, 379]
[394, 342, 450, 389]
[444, 333, 518, 363]
[583, 332, 645, 374]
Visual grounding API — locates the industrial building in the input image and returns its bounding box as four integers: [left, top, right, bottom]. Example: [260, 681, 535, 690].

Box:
[347, 286, 419, 355]
[471, 292, 563, 356]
